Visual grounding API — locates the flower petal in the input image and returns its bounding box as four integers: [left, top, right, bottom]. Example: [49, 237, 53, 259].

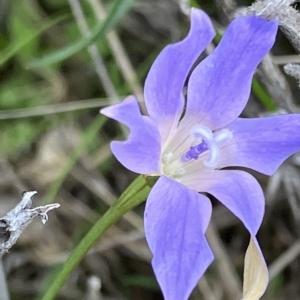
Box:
[219, 115, 300, 175]
[145, 176, 214, 300]
[242, 236, 268, 300]
[182, 170, 264, 235]
[100, 96, 161, 174]
[184, 15, 278, 129]
[144, 9, 215, 143]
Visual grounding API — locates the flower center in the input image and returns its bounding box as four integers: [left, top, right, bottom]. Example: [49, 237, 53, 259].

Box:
[162, 124, 232, 179]
[181, 125, 232, 167]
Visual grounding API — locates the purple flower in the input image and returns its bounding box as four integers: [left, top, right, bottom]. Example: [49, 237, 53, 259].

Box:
[101, 9, 300, 300]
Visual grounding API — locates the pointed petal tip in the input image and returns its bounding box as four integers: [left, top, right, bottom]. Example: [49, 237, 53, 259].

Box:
[100, 96, 137, 119]
[99, 106, 108, 116]
[101, 97, 161, 174]
[241, 14, 279, 36]
[190, 8, 215, 36]
[144, 7, 215, 143]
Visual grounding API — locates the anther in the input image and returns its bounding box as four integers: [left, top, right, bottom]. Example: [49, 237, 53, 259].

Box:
[181, 141, 208, 162]
[163, 152, 173, 164]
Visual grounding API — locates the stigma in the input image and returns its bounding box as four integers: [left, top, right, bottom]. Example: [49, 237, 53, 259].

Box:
[181, 125, 232, 167]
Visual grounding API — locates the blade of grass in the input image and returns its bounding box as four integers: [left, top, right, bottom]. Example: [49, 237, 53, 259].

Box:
[68, 0, 119, 99]
[252, 79, 277, 111]
[0, 15, 68, 66]
[40, 175, 151, 300]
[88, 0, 144, 101]
[27, 0, 136, 68]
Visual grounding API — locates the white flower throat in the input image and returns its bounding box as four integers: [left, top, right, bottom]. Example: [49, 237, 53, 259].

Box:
[162, 124, 233, 179]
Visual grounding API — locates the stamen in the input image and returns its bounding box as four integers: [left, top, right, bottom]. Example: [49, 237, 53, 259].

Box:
[181, 141, 208, 162]
[163, 152, 173, 164]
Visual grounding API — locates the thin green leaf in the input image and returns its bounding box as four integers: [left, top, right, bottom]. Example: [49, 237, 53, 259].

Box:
[27, 0, 136, 68]
[252, 79, 277, 111]
[0, 15, 68, 66]
[40, 175, 151, 300]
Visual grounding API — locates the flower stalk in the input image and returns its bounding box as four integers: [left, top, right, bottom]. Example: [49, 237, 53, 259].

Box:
[41, 175, 150, 300]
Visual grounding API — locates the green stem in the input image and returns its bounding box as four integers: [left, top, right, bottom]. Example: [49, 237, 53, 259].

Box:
[41, 175, 151, 300]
